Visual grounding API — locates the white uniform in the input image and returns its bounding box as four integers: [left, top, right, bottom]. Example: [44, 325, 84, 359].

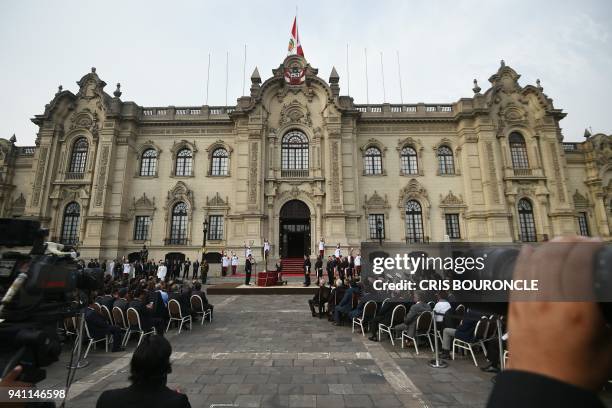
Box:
[354, 255, 361, 266]
[319, 241, 325, 251]
[334, 248, 341, 258]
[157, 264, 167, 280]
[222, 256, 230, 268]
[231, 256, 239, 266]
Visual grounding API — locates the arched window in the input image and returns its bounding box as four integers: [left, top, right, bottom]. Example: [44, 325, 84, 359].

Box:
[509, 132, 529, 169]
[364, 147, 383, 175]
[518, 198, 537, 242]
[400, 146, 418, 175]
[437, 146, 455, 175]
[169, 202, 188, 244]
[281, 130, 309, 176]
[61, 202, 80, 245]
[405, 200, 424, 243]
[211, 148, 229, 176]
[140, 149, 158, 176]
[68, 138, 88, 176]
[175, 148, 193, 176]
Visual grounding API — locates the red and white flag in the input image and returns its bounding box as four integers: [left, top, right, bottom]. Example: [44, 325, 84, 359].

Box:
[287, 16, 304, 57]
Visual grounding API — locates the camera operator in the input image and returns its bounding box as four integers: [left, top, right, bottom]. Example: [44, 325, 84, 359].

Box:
[487, 236, 612, 407]
[96, 335, 190, 408]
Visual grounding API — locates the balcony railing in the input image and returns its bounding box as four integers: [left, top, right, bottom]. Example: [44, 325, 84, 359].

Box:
[513, 168, 533, 176]
[562, 143, 579, 152]
[164, 238, 189, 246]
[65, 172, 85, 180]
[281, 169, 309, 178]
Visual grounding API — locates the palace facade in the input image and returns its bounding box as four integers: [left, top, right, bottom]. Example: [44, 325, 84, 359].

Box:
[0, 55, 610, 264]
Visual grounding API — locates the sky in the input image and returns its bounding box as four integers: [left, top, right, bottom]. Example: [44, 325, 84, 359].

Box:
[1, 0, 611, 145]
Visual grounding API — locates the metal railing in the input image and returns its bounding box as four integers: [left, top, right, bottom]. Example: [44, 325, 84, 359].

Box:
[281, 169, 309, 178]
[513, 168, 533, 176]
[65, 172, 85, 180]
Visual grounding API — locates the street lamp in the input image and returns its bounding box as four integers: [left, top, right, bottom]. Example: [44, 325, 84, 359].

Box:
[202, 219, 208, 262]
[376, 219, 383, 246]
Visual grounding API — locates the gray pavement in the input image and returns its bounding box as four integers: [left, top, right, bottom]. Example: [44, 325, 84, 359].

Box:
[37, 295, 612, 408]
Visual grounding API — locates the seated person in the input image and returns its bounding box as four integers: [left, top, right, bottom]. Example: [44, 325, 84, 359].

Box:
[308, 282, 331, 318]
[367, 297, 411, 341]
[129, 290, 165, 335]
[433, 291, 452, 329]
[96, 335, 190, 408]
[191, 282, 214, 319]
[112, 288, 129, 313]
[332, 282, 361, 325]
[84, 297, 122, 352]
[96, 286, 115, 311]
[348, 289, 376, 321]
[439, 309, 480, 359]
[394, 291, 431, 338]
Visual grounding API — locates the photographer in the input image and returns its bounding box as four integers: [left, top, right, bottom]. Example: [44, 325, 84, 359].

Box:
[487, 236, 612, 407]
[96, 335, 190, 408]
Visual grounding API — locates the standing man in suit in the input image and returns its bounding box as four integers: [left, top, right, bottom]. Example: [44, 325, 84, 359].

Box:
[303, 254, 311, 287]
[84, 297, 122, 351]
[326, 256, 335, 286]
[192, 259, 199, 281]
[244, 254, 254, 286]
[201, 258, 209, 284]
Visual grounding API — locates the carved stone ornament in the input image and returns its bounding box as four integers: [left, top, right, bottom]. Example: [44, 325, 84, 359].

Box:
[397, 179, 428, 207]
[439, 191, 465, 207]
[206, 192, 228, 207]
[279, 99, 312, 127]
[132, 192, 156, 211]
[12, 193, 26, 215]
[364, 191, 390, 209]
[573, 190, 589, 208]
[69, 108, 100, 136]
[167, 181, 193, 207]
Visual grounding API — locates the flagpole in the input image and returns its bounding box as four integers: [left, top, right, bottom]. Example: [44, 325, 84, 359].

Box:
[242, 44, 247, 96]
[396, 50, 403, 104]
[225, 51, 229, 106]
[380, 51, 386, 103]
[206, 52, 211, 105]
[346, 44, 350, 95]
[364, 48, 369, 104]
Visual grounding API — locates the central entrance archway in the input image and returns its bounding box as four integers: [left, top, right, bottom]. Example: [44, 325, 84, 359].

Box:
[279, 200, 311, 258]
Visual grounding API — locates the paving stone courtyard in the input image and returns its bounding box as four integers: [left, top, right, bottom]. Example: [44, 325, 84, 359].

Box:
[37, 294, 612, 408]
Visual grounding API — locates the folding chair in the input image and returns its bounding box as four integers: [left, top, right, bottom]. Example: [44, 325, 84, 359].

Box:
[190, 295, 212, 325]
[352, 300, 377, 336]
[452, 316, 489, 366]
[125, 307, 156, 347]
[402, 311, 434, 354]
[166, 299, 192, 334]
[112, 307, 129, 346]
[378, 304, 406, 346]
[101, 305, 113, 325]
[81, 318, 109, 359]
[93, 302, 102, 314]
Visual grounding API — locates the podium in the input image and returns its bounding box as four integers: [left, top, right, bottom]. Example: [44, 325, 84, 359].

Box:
[256, 271, 278, 287]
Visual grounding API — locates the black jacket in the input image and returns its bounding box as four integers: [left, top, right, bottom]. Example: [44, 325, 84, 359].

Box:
[487, 370, 605, 408]
[96, 384, 191, 408]
[84, 307, 111, 339]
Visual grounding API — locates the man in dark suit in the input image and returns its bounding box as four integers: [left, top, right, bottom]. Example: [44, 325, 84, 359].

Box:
[129, 290, 165, 335]
[326, 256, 335, 285]
[332, 283, 361, 325]
[192, 260, 199, 280]
[113, 288, 129, 313]
[96, 335, 190, 408]
[84, 298, 122, 352]
[96, 287, 115, 311]
[393, 291, 431, 338]
[191, 282, 213, 319]
[308, 282, 331, 318]
[367, 299, 410, 341]
[244, 254, 254, 285]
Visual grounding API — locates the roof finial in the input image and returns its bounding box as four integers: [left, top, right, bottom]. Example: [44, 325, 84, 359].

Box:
[584, 128, 592, 139]
[91, 67, 96, 73]
[114, 83, 122, 98]
[56, 84, 63, 95]
[536, 79, 543, 92]
[9, 134, 16, 144]
[472, 79, 481, 94]
[500, 59, 505, 68]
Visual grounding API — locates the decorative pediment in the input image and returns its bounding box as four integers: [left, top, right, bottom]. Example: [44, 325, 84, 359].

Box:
[488, 61, 521, 95]
[279, 99, 312, 127]
[398, 179, 429, 207]
[501, 104, 527, 124]
[204, 192, 229, 209]
[439, 191, 465, 207]
[137, 140, 162, 155]
[132, 192, 156, 210]
[76, 67, 106, 100]
[170, 139, 197, 154]
[573, 190, 589, 208]
[277, 185, 312, 203]
[360, 138, 387, 154]
[397, 136, 423, 152]
[167, 181, 193, 207]
[69, 108, 100, 136]
[364, 191, 390, 209]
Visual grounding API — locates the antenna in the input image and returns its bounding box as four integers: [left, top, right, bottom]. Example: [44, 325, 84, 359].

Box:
[396, 50, 403, 104]
[225, 51, 229, 106]
[364, 48, 369, 104]
[206, 52, 211, 105]
[242, 44, 247, 96]
[380, 51, 386, 103]
[346, 44, 350, 95]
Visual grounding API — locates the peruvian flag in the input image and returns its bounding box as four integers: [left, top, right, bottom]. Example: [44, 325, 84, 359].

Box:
[287, 16, 304, 57]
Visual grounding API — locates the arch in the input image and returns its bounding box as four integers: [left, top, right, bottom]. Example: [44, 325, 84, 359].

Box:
[280, 199, 310, 219]
[509, 132, 529, 169]
[140, 148, 158, 176]
[405, 199, 425, 243]
[279, 199, 311, 258]
[281, 129, 309, 174]
[210, 147, 229, 176]
[61, 201, 81, 245]
[169, 201, 189, 244]
[68, 137, 88, 175]
[363, 146, 383, 175]
[436, 145, 455, 175]
[517, 198, 537, 242]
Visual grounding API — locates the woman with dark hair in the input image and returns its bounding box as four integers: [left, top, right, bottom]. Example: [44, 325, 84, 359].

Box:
[96, 335, 190, 408]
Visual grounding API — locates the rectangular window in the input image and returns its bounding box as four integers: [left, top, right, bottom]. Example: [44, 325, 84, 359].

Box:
[445, 214, 461, 239]
[578, 212, 590, 236]
[208, 215, 224, 240]
[134, 216, 150, 241]
[368, 214, 385, 240]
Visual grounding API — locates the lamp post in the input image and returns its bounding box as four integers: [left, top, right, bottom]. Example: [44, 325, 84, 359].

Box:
[376, 219, 383, 246]
[202, 219, 208, 262]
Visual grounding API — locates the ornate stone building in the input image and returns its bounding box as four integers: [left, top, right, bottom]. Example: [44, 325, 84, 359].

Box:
[0, 56, 610, 264]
